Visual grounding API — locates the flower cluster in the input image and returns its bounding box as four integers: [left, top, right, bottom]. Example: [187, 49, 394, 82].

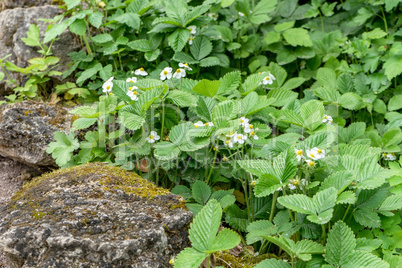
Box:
[288, 177, 308, 191]
[160, 63, 191, 81]
[322, 114, 333, 125]
[187, 25, 196, 45]
[194, 121, 214, 127]
[224, 117, 259, 148]
[383, 153, 396, 161]
[294, 147, 325, 167]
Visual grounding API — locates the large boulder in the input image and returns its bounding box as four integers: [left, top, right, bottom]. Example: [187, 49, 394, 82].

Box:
[0, 0, 55, 11]
[0, 163, 192, 267]
[0, 5, 80, 96]
[0, 101, 74, 167]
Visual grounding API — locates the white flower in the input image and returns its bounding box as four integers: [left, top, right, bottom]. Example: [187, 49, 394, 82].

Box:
[288, 177, 308, 191]
[194, 121, 204, 128]
[322, 114, 333, 125]
[233, 133, 247, 144]
[250, 131, 259, 140]
[384, 153, 397, 161]
[306, 159, 316, 167]
[208, 13, 218, 20]
[187, 25, 197, 34]
[204, 122, 214, 127]
[146, 131, 160, 143]
[238, 12, 245, 17]
[173, 68, 186, 79]
[243, 123, 254, 133]
[135, 67, 148, 76]
[224, 139, 235, 148]
[295, 149, 304, 161]
[262, 73, 276, 85]
[160, 67, 173, 80]
[306, 147, 325, 160]
[239, 117, 249, 127]
[126, 77, 137, 83]
[102, 77, 114, 93]
[188, 36, 195, 45]
[127, 87, 139, 101]
[179, 63, 192, 71]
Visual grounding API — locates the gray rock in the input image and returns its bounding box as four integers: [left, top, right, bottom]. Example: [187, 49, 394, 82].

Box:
[0, 163, 192, 268]
[0, 0, 55, 11]
[0, 101, 74, 167]
[0, 6, 80, 96]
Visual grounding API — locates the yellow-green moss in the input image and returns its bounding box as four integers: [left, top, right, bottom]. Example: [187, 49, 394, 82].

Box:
[215, 252, 280, 267]
[12, 162, 171, 202]
[31, 211, 47, 219]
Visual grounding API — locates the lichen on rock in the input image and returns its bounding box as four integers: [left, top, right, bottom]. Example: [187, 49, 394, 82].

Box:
[0, 163, 192, 267]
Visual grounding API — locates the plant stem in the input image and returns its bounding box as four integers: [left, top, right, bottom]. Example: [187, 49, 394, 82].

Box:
[206, 141, 219, 185]
[380, 6, 388, 33]
[269, 191, 279, 221]
[160, 99, 165, 140]
[342, 204, 352, 221]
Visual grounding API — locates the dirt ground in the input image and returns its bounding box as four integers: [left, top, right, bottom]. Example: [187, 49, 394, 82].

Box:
[0, 156, 43, 267]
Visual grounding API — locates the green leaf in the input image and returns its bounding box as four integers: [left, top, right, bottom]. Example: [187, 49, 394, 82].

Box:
[173, 52, 198, 64]
[46, 131, 79, 167]
[250, 0, 277, 25]
[168, 29, 191, 53]
[246, 220, 276, 245]
[254, 174, 282, 197]
[325, 221, 355, 267]
[379, 194, 402, 211]
[76, 63, 102, 84]
[281, 77, 305, 91]
[174, 247, 207, 268]
[127, 39, 153, 52]
[278, 194, 316, 214]
[225, 204, 249, 232]
[274, 21, 295, 32]
[354, 209, 381, 228]
[167, 90, 198, 107]
[343, 251, 390, 268]
[154, 142, 180, 160]
[21, 24, 41, 47]
[192, 180, 211, 205]
[69, 106, 98, 118]
[282, 28, 312, 47]
[362, 28, 387, 39]
[300, 100, 324, 130]
[192, 79, 221, 98]
[200, 56, 220, 67]
[189, 199, 221, 252]
[114, 12, 140, 29]
[264, 31, 281, 45]
[294, 240, 325, 261]
[388, 95, 402, 111]
[385, 0, 402, 11]
[44, 21, 69, 43]
[221, 0, 235, 8]
[69, 19, 86, 36]
[339, 93, 364, 110]
[119, 111, 145, 131]
[384, 55, 402, 80]
[255, 259, 291, 268]
[65, 0, 81, 10]
[218, 71, 241, 95]
[72, 118, 97, 130]
[317, 68, 336, 89]
[91, 33, 113, 43]
[207, 228, 241, 253]
[190, 35, 212, 60]
[336, 191, 356, 205]
[88, 11, 104, 28]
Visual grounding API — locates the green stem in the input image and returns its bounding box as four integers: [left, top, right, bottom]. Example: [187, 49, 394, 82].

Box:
[160, 99, 165, 139]
[321, 224, 327, 242]
[83, 34, 93, 55]
[269, 191, 279, 221]
[206, 141, 219, 185]
[319, 11, 325, 32]
[380, 6, 388, 33]
[342, 204, 352, 221]
[1, 65, 18, 86]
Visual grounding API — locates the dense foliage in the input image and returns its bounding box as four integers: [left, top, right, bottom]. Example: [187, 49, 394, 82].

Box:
[1, 0, 402, 267]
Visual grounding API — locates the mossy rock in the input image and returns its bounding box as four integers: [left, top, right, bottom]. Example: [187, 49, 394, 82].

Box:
[0, 163, 192, 268]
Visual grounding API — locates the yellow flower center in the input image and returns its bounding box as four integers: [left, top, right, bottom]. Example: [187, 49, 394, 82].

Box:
[265, 77, 270, 81]
[383, 153, 387, 157]
[230, 132, 234, 136]
[309, 161, 315, 166]
[133, 91, 138, 95]
[225, 140, 230, 145]
[107, 86, 110, 89]
[213, 147, 217, 151]
[164, 71, 168, 75]
[310, 154, 315, 158]
[149, 135, 154, 139]
[297, 150, 303, 155]
[294, 180, 299, 186]
[140, 67, 144, 71]
[184, 63, 189, 67]
[317, 149, 322, 154]
[204, 123, 209, 126]
[222, 157, 227, 162]
[249, 125, 253, 129]
[324, 116, 328, 119]
[241, 119, 244, 123]
[251, 131, 255, 135]
[129, 87, 133, 91]
[251, 181, 256, 186]
[237, 135, 242, 139]
[258, 72, 261, 74]
[195, 125, 199, 128]
[176, 69, 181, 73]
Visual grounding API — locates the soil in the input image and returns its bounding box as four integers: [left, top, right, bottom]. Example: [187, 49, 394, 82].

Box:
[0, 156, 43, 267]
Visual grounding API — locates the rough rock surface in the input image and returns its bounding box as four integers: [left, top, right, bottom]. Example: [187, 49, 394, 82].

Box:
[0, 101, 74, 167]
[0, 5, 80, 95]
[0, 0, 55, 11]
[0, 163, 192, 268]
